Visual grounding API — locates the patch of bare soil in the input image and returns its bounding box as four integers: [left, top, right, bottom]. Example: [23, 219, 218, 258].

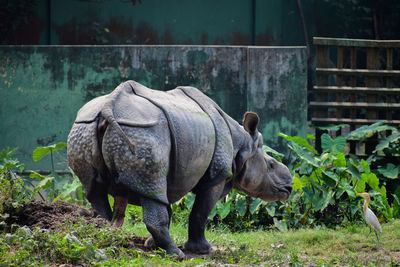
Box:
[12, 201, 212, 258]
[15, 201, 109, 231]
[10, 201, 150, 253]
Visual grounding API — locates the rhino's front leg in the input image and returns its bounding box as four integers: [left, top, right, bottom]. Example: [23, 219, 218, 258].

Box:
[144, 205, 172, 249]
[140, 197, 184, 258]
[184, 181, 226, 254]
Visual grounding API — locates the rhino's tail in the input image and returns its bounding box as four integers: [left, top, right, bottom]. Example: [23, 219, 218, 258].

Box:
[101, 92, 136, 154]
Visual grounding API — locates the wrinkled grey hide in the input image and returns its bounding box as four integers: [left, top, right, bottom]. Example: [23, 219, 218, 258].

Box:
[67, 80, 292, 258]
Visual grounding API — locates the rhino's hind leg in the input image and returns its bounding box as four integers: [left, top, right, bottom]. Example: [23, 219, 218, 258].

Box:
[86, 178, 113, 221]
[184, 181, 226, 254]
[140, 197, 184, 258]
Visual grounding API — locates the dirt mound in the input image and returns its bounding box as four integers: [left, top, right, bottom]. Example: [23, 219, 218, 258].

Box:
[13, 201, 208, 258]
[12, 200, 150, 251]
[16, 200, 109, 231]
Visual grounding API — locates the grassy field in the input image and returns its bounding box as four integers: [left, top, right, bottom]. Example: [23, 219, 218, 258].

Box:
[125, 219, 400, 266]
[2, 218, 400, 266]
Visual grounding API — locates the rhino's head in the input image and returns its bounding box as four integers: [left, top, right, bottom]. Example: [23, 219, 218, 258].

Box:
[233, 112, 292, 202]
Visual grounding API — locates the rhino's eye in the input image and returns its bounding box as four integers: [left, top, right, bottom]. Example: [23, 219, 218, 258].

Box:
[264, 158, 274, 169]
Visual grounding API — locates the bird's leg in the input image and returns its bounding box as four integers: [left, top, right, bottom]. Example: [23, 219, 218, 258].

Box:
[367, 226, 372, 238]
[374, 229, 380, 245]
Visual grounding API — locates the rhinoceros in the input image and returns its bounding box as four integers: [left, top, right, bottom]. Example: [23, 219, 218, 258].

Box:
[67, 80, 292, 257]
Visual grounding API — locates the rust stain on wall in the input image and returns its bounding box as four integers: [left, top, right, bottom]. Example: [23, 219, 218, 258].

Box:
[200, 33, 209, 45]
[255, 30, 276, 46]
[232, 32, 251, 45]
[134, 23, 158, 44]
[13, 12, 45, 45]
[55, 18, 175, 45]
[107, 18, 135, 41]
[163, 29, 175, 45]
[54, 19, 92, 44]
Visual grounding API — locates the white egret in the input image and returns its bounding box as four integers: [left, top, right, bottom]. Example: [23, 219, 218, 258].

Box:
[357, 192, 382, 243]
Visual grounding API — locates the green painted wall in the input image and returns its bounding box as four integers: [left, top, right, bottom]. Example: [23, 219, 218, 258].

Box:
[49, 0, 253, 45]
[6, 0, 400, 47]
[0, 46, 306, 170]
[248, 47, 307, 153]
[6, 0, 308, 46]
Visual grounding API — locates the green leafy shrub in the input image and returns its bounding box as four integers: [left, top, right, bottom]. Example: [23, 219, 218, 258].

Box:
[30, 142, 87, 204]
[279, 132, 393, 228]
[0, 148, 31, 226]
[272, 123, 399, 229]
[346, 122, 400, 206]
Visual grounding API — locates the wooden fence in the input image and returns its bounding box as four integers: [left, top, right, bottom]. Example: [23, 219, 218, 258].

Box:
[310, 37, 400, 154]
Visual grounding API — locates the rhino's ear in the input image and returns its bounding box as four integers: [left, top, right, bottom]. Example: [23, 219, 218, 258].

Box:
[243, 112, 259, 136]
[235, 112, 260, 178]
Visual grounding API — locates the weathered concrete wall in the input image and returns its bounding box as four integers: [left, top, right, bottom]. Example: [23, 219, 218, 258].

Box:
[0, 46, 306, 170]
[248, 47, 307, 153]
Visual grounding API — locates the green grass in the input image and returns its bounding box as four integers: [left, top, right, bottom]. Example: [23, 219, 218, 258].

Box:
[204, 220, 400, 266]
[2, 219, 400, 266]
[126, 219, 400, 266]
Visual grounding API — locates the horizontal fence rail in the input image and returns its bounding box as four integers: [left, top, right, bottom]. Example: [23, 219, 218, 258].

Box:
[311, 37, 400, 154]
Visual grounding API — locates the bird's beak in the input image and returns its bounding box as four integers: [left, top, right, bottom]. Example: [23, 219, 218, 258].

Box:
[356, 193, 369, 199]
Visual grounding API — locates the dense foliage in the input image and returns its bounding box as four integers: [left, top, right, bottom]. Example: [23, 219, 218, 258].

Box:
[0, 148, 29, 228]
